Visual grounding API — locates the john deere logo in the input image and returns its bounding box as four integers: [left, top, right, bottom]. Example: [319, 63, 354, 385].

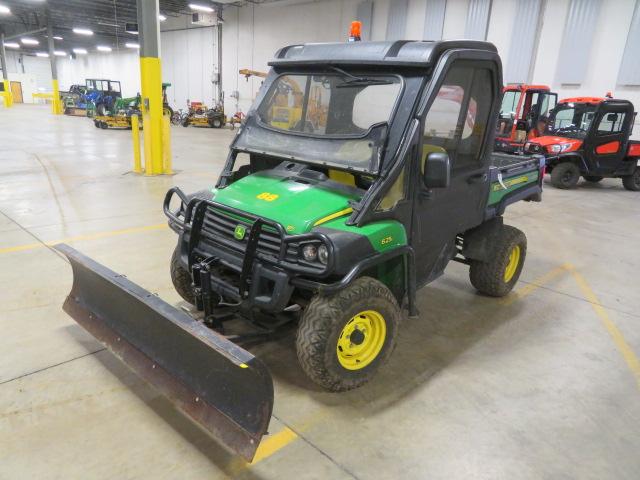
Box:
[234, 224, 246, 240]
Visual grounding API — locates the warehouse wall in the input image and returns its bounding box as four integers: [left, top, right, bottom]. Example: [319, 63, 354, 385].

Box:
[220, 0, 640, 138]
[3, 0, 639, 139]
[160, 22, 217, 110]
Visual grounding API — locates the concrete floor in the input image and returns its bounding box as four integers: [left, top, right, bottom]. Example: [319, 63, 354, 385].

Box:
[1, 104, 640, 480]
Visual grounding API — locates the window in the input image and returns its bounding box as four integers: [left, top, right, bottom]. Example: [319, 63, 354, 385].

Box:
[597, 112, 626, 135]
[423, 64, 494, 172]
[257, 74, 401, 136]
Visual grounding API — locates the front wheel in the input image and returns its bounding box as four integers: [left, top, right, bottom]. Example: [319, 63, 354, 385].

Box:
[550, 162, 580, 189]
[622, 167, 640, 191]
[170, 246, 195, 304]
[296, 277, 400, 392]
[469, 225, 527, 297]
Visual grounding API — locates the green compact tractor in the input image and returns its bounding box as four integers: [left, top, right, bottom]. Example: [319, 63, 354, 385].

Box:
[56, 40, 544, 460]
[94, 83, 174, 129]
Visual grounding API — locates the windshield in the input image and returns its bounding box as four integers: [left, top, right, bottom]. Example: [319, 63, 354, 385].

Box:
[235, 73, 402, 173]
[546, 102, 597, 139]
[496, 90, 521, 136]
[499, 90, 521, 118]
[257, 74, 401, 136]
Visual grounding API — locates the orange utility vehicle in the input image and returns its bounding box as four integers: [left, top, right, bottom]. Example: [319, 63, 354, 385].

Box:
[523, 95, 640, 190]
[495, 84, 557, 153]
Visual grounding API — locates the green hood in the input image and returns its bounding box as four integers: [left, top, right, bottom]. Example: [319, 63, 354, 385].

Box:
[212, 173, 359, 234]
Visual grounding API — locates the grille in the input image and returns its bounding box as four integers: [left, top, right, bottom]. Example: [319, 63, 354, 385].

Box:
[198, 205, 297, 260]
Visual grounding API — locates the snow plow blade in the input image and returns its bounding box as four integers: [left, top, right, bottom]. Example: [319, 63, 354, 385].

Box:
[55, 244, 274, 461]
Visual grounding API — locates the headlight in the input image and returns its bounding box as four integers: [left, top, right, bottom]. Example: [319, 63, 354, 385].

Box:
[318, 245, 328, 265]
[549, 144, 561, 153]
[302, 244, 317, 262]
[560, 143, 573, 152]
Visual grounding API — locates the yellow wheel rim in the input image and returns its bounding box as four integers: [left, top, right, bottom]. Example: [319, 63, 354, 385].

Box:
[336, 310, 386, 370]
[504, 245, 521, 282]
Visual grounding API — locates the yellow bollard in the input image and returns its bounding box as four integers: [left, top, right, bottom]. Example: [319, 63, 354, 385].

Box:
[1, 79, 12, 107]
[162, 114, 173, 175]
[51, 79, 63, 115]
[142, 113, 153, 176]
[131, 115, 142, 173]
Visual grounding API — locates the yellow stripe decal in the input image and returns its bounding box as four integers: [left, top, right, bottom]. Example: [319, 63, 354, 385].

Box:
[313, 207, 353, 227]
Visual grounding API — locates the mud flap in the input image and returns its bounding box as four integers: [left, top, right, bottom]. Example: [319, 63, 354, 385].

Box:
[55, 244, 274, 461]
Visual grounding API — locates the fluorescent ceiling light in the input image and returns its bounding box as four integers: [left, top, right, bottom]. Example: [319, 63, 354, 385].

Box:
[72, 28, 93, 36]
[0, 5, 11, 14]
[4, 42, 19, 49]
[54, 50, 66, 56]
[53, 36, 63, 40]
[159, 14, 167, 21]
[97, 45, 112, 52]
[36, 52, 49, 57]
[72, 48, 88, 54]
[125, 42, 139, 49]
[21, 38, 39, 45]
[189, 3, 214, 12]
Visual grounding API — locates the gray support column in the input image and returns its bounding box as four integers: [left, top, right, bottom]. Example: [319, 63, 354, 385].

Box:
[137, 0, 160, 57]
[46, 12, 62, 113]
[0, 31, 8, 81]
[217, 20, 223, 105]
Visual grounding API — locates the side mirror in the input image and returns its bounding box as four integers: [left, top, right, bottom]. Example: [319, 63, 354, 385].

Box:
[423, 152, 451, 188]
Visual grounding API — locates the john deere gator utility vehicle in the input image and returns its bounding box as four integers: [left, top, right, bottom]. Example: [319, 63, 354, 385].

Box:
[523, 95, 640, 190]
[56, 39, 544, 461]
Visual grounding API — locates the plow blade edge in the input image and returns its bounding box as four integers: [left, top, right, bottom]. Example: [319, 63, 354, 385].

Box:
[55, 244, 274, 461]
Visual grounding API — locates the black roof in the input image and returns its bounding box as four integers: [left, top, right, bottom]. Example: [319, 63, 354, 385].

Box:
[269, 40, 498, 68]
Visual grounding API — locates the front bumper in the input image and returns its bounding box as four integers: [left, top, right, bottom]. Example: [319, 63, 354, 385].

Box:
[164, 187, 333, 313]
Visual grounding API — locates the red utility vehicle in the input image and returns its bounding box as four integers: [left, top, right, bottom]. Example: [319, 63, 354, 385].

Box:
[523, 95, 640, 190]
[494, 84, 557, 153]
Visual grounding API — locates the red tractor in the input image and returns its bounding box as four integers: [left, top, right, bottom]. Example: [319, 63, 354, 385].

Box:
[523, 95, 640, 190]
[495, 84, 557, 153]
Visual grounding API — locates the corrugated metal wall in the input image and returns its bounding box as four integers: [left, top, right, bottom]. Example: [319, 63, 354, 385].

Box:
[464, 0, 492, 40]
[618, 0, 640, 85]
[556, 0, 602, 84]
[161, 27, 216, 109]
[356, 0, 374, 41]
[423, 0, 447, 40]
[504, 0, 543, 83]
[386, 0, 409, 40]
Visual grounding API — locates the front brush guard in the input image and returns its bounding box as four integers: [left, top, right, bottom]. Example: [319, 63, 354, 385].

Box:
[55, 244, 274, 461]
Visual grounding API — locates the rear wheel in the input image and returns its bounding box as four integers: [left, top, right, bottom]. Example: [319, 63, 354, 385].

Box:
[583, 175, 603, 183]
[622, 167, 640, 191]
[210, 117, 223, 128]
[551, 162, 580, 189]
[296, 277, 400, 392]
[170, 246, 195, 304]
[469, 225, 527, 297]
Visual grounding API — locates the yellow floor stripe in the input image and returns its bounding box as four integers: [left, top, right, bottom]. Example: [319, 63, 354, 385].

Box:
[250, 427, 298, 464]
[225, 426, 298, 476]
[500, 263, 572, 305]
[571, 269, 640, 390]
[0, 223, 168, 255]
